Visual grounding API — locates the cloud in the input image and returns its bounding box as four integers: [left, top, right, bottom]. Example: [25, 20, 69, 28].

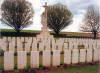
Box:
[67, 0, 93, 15]
[63, 14, 84, 32]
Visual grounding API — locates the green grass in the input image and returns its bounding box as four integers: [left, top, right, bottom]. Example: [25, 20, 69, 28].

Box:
[43, 64, 99, 73]
[1, 29, 40, 33]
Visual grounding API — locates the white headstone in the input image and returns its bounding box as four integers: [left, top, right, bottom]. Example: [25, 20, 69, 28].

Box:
[79, 49, 86, 63]
[7, 37, 12, 41]
[63, 43, 68, 50]
[20, 37, 25, 42]
[92, 43, 96, 49]
[73, 42, 78, 49]
[84, 44, 89, 49]
[0, 37, 8, 51]
[44, 38, 51, 50]
[43, 50, 51, 66]
[86, 49, 93, 63]
[57, 38, 64, 51]
[93, 49, 99, 62]
[88, 44, 92, 49]
[24, 37, 32, 52]
[32, 38, 38, 51]
[72, 49, 79, 64]
[69, 42, 73, 49]
[31, 51, 39, 68]
[64, 38, 68, 43]
[52, 50, 60, 66]
[17, 37, 24, 51]
[4, 51, 14, 70]
[39, 42, 44, 51]
[64, 49, 71, 64]
[98, 49, 100, 62]
[51, 39, 56, 50]
[17, 51, 27, 69]
[8, 37, 16, 51]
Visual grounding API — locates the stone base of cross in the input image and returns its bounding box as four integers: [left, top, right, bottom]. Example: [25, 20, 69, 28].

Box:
[36, 27, 53, 39]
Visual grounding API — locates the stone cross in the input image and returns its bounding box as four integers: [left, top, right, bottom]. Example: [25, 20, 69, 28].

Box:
[36, 2, 54, 38]
[42, 2, 48, 29]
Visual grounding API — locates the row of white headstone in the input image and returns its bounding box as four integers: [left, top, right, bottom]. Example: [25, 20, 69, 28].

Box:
[0, 37, 100, 51]
[4, 49, 100, 70]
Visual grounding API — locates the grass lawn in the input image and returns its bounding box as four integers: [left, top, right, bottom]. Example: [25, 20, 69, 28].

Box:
[43, 64, 99, 73]
[0, 29, 40, 33]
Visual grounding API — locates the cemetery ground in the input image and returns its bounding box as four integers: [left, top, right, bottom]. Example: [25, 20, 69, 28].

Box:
[0, 53, 99, 73]
[0, 29, 100, 73]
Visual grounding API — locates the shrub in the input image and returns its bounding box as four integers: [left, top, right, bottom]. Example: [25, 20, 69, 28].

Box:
[39, 64, 44, 68]
[26, 64, 30, 70]
[30, 69, 36, 73]
[14, 69, 19, 73]
[60, 61, 64, 65]
[0, 64, 3, 70]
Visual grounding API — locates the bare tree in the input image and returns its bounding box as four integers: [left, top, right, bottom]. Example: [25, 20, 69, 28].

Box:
[81, 5, 100, 39]
[1, 0, 34, 33]
[42, 3, 73, 35]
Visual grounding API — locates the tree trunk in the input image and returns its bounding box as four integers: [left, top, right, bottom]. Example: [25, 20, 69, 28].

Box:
[16, 30, 20, 36]
[93, 31, 97, 39]
[55, 31, 60, 37]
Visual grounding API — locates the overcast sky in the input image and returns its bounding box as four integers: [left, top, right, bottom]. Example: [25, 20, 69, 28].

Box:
[0, 0, 100, 32]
